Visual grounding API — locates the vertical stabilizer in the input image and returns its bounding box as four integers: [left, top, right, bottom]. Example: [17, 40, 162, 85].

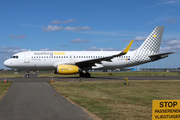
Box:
[137, 26, 164, 54]
[128, 26, 165, 67]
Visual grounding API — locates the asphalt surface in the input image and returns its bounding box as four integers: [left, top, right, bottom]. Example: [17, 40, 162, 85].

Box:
[0, 82, 94, 120]
[0, 75, 180, 82]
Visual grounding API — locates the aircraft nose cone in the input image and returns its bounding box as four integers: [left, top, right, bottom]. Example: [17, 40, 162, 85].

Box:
[4, 60, 10, 67]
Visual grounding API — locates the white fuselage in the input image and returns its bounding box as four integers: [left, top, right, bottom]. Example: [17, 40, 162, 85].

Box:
[4, 51, 137, 70]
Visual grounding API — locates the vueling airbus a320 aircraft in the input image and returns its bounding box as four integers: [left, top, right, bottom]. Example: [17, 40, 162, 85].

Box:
[4, 26, 174, 78]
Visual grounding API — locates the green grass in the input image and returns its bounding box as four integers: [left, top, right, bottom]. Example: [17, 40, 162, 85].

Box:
[0, 81, 11, 100]
[50, 80, 180, 120]
[90, 71, 180, 76]
[39, 71, 180, 77]
[0, 74, 23, 78]
[0, 71, 24, 78]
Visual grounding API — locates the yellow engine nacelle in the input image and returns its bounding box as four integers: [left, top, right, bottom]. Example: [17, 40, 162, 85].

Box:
[54, 65, 81, 75]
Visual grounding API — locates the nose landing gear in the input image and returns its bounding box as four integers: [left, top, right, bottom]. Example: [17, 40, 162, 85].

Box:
[25, 74, 30, 78]
[25, 70, 30, 78]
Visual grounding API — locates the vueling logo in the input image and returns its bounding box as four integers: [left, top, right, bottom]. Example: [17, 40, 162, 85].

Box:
[53, 52, 65, 55]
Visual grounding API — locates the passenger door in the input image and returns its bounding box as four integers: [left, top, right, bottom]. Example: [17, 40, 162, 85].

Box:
[24, 52, 30, 63]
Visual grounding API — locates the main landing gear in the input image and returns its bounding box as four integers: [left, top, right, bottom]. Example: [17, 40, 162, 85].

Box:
[79, 72, 91, 78]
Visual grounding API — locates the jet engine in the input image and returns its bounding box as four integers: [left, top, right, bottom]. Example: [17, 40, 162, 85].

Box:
[54, 65, 82, 74]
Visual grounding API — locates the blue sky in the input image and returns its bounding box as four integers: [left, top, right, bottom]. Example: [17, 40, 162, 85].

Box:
[0, 0, 180, 69]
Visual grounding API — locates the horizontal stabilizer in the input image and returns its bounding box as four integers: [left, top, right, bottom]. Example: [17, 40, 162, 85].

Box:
[149, 52, 174, 61]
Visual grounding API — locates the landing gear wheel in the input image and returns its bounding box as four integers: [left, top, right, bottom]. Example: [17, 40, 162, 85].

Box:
[25, 74, 30, 78]
[85, 73, 91, 78]
[79, 73, 85, 78]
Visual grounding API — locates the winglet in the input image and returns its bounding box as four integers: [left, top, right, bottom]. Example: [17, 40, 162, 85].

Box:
[122, 40, 133, 53]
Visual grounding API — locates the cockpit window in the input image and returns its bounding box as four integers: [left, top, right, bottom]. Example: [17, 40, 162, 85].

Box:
[11, 56, 19, 59]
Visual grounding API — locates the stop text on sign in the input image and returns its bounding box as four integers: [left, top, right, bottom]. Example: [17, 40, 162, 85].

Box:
[159, 101, 177, 107]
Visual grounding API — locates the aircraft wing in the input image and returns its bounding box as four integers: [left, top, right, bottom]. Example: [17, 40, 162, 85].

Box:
[75, 40, 133, 68]
[149, 52, 175, 61]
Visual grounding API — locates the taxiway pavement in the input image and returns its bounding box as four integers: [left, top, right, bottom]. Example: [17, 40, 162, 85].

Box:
[0, 82, 94, 120]
[0, 75, 180, 82]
